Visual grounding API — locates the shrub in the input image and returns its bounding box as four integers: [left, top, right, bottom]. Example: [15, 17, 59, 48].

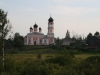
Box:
[79, 56, 100, 75]
[46, 51, 75, 66]
[37, 53, 42, 59]
[7, 49, 18, 54]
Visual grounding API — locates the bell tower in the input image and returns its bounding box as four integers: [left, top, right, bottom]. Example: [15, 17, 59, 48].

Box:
[47, 16, 54, 44]
[48, 16, 54, 35]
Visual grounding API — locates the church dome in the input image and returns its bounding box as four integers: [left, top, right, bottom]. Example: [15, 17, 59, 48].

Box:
[48, 17, 53, 22]
[30, 27, 33, 29]
[39, 27, 41, 30]
[34, 23, 38, 28]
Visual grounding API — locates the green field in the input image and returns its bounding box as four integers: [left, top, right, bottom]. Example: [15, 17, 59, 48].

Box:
[5, 54, 55, 62]
[3, 50, 100, 62]
[1, 48, 100, 63]
[1, 49, 100, 75]
[75, 53, 100, 61]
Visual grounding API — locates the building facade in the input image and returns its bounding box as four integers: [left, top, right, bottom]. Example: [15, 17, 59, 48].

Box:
[62, 30, 75, 45]
[24, 16, 55, 45]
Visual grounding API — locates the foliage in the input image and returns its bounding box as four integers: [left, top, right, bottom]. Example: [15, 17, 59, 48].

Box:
[4, 39, 13, 50]
[0, 9, 12, 51]
[86, 33, 92, 44]
[94, 31, 99, 36]
[13, 33, 24, 48]
[0, 9, 12, 38]
[0, 58, 4, 72]
[79, 56, 100, 75]
[0, 9, 12, 67]
[55, 37, 63, 46]
[0, 37, 2, 55]
[0, 51, 100, 75]
[46, 50, 75, 66]
[37, 53, 42, 59]
[6, 49, 18, 54]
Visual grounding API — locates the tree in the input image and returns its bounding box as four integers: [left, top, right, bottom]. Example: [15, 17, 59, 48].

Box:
[94, 31, 99, 36]
[86, 33, 92, 44]
[13, 33, 24, 48]
[65, 30, 70, 39]
[0, 9, 12, 67]
[55, 37, 63, 46]
[4, 38, 13, 50]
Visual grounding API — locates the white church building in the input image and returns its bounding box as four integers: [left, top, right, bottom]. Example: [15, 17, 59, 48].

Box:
[24, 16, 55, 45]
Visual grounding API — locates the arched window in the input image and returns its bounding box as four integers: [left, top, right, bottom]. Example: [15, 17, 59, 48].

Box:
[40, 39, 42, 45]
[34, 41, 36, 45]
[29, 39, 31, 44]
[44, 40, 46, 44]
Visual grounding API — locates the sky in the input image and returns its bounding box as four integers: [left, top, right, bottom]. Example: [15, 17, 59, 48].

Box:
[0, 0, 100, 39]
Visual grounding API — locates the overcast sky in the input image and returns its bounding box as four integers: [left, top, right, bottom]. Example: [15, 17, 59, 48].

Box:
[0, 0, 100, 38]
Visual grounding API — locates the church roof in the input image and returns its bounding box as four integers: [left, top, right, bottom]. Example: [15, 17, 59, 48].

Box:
[30, 27, 33, 29]
[27, 32, 44, 35]
[34, 23, 38, 28]
[95, 35, 100, 39]
[48, 16, 53, 22]
[43, 35, 48, 39]
[62, 38, 75, 45]
[39, 27, 42, 30]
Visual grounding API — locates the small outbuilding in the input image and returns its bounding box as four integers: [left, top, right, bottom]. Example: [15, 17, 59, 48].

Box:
[62, 38, 75, 46]
[87, 35, 100, 48]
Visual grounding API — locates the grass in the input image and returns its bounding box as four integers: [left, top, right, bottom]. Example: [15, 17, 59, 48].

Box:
[4, 54, 55, 62]
[75, 53, 100, 61]
[1, 49, 100, 62]
[4, 53, 100, 62]
[19, 49, 58, 54]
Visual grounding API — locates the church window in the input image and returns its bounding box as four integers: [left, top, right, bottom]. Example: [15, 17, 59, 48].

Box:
[24, 37, 27, 43]
[29, 39, 31, 43]
[34, 41, 36, 45]
[49, 38, 53, 43]
[33, 38, 34, 40]
[50, 29, 52, 32]
[40, 39, 42, 44]
[44, 40, 46, 44]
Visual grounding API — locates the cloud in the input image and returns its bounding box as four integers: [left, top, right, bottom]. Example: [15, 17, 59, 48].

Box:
[25, 8, 38, 13]
[50, 6, 100, 15]
[0, 2, 3, 6]
[51, 0, 98, 3]
[51, 0, 64, 2]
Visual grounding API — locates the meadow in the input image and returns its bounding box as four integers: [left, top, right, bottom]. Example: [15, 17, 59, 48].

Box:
[4, 48, 100, 62]
[0, 46, 100, 75]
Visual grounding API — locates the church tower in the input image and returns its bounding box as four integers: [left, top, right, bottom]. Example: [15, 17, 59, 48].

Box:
[47, 16, 54, 44]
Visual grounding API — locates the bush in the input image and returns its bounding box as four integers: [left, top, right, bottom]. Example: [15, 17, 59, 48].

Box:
[37, 53, 42, 59]
[0, 58, 4, 73]
[79, 56, 100, 75]
[7, 49, 18, 54]
[46, 51, 75, 66]
[0, 72, 10, 75]
[21, 60, 52, 75]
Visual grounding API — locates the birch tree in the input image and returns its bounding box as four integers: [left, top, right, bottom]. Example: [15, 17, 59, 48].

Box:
[0, 9, 12, 67]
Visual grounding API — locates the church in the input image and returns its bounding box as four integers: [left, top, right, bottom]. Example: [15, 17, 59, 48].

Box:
[24, 16, 55, 45]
